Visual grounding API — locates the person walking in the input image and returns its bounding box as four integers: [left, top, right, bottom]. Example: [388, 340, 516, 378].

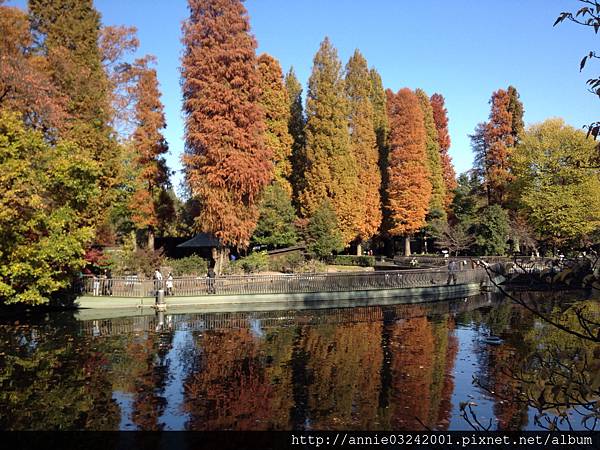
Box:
[447, 259, 458, 285]
[93, 275, 100, 296]
[207, 267, 216, 294]
[166, 273, 174, 296]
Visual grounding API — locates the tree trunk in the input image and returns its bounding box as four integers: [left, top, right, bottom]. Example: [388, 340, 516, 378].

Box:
[404, 236, 411, 256]
[131, 230, 137, 252]
[356, 242, 362, 256]
[215, 247, 229, 276]
[147, 229, 155, 250]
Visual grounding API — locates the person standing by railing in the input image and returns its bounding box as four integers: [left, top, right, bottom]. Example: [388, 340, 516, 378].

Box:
[207, 267, 216, 294]
[154, 268, 163, 293]
[447, 259, 458, 285]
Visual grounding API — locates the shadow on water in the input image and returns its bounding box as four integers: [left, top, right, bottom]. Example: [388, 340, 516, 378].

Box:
[0, 290, 597, 431]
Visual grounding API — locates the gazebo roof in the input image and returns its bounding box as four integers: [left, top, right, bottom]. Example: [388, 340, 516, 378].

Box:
[176, 233, 222, 248]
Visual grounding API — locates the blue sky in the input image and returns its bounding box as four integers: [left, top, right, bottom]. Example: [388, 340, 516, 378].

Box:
[8, 0, 597, 191]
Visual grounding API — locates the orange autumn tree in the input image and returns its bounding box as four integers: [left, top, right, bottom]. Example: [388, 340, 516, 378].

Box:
[345, 49, 382, 253]
[181, 0, 272, 267]
[430, 93, 456, 212]
[129, 58, 171, 249]
[0, 4, 66, 131]
[257, 53, 293, 195]
[384, 88, 431, 255]
[484, 89, 514, 206]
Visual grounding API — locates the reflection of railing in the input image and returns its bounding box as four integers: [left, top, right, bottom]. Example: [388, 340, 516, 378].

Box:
[78, 293, 502, 337]
[77, 266, 491, 298]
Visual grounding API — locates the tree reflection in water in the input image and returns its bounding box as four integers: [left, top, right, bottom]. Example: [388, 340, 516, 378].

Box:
[0, 291, 597, 431]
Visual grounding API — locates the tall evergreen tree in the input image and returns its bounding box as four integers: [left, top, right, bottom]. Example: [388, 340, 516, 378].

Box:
[507, 85, 524, 145]
[284, 67, 306, 208]
[129, 59, 171, 249]
[299, 37, 359, 245]
[369, 68, 389, 232]
[254, 54, 297, 248]
[416, 89, 446, 223]
[181, 0, 272, 256]
[483, 89, 515, 206]
[345, 50, 381, 251]
[384, 88, 432, 255]
[257, 53, 293, 196]
[430, 93, 456, 211]
[28, 0, 119, 237]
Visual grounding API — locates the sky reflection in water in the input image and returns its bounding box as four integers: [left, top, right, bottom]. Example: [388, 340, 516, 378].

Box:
[0, 291, 597, 431]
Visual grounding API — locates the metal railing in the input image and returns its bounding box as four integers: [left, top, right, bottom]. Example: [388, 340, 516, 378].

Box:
[76, 266, 491, 298]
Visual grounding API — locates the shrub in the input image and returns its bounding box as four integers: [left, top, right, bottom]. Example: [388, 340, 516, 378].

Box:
[294, 259, 328, 273]
[108, 245, 165, 277]
[268, 251, 305, 273]
[328, 255, 375, 267]
[164, 255, 208, 276]
[236, 251, 269, 274]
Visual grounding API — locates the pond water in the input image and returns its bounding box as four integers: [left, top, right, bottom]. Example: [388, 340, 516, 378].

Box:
[0, 290, 598, 431]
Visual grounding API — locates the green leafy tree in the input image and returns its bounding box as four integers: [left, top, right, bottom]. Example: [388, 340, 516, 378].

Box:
[0, 112, 100, 305]
[285, 67, 306, 210]
[472, 204, 510, 255]
[451, 171, 485, 227]
[253, 183, 298, 248]
[511, 118, 600, 246]
[29, 0, 119, 210]
[305, 200, 345, 259]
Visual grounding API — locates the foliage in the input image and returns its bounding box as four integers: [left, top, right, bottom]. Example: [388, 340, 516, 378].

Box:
[416, 89, 447, 223]
[0, 112, 99, 305]
[294, 259, 328, 273]
[473, 87, 524, 207]
[299, 37, 359, 244]
[472, 204, 510, 255]
[327, 255, 375, 267]
[29, 0, 119, 208]
[555, 0, 600, 140]
[236, 251, 269, 274]
[305, 200, 345, 259]
[258, 53, 293, 195]
[345, 49, 382, 242]
[99, 25, 140, 139]
[129, 58, 172, 242]
[369, 68, 389, 228]
[432, 222, 474, 256]
[285, 67, 306, 210]
[0, 4, 67, 132]
[108, 243, 165, 277]
[164, 255, 208, 276]
[511, 119, 600, 245]
[181, 0, 272, 248]
[267, 251, 305, 273]
[383, 88, 431, 237]
[451, 171, 486, 226]
[430, 93, 456, 211]
[252, 182, 298, 248]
